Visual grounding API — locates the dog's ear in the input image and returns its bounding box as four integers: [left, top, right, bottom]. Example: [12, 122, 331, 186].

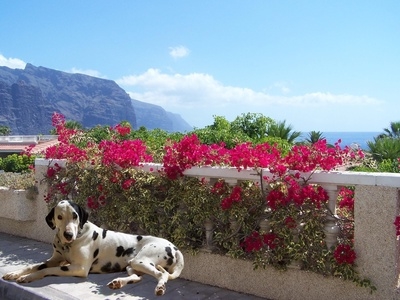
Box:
[45, 207, 56, 230]
[69, 201, 89, 229]
[78, 206, 89, 229]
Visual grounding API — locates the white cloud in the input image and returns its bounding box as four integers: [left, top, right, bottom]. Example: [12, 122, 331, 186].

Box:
[69, 67, 105, 78]
[169, 46, 190, 59]
[117, 69, 385, 131]
[0, 54, 26, 69]
[117, 68, 382, 108]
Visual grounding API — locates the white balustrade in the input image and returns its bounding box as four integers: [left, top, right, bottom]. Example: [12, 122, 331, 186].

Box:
[322, 184, 340, 249]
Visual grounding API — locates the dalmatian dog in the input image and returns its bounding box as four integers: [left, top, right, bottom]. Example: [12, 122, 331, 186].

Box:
[2, 200, 184, 296]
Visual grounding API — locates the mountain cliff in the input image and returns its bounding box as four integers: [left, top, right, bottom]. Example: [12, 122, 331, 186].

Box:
[131, 99, 191, 132]
[0, 64, 192, 134]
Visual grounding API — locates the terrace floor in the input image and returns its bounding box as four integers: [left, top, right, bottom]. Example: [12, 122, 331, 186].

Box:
[0, 232, 267, 300]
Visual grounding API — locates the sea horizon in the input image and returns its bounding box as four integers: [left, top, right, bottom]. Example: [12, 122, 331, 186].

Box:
[298, 131, 380, 150]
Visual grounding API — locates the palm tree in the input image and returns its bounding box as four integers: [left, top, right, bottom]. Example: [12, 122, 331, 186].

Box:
[65, 120, 83, 130]
[378, 121, 400, 139]
[367, 137, 400, 161]
[305, 131, 325, 144]
[266, 120, 301, 144]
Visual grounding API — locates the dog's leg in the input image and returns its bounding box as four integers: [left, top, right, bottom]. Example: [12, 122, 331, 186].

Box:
[154, 265, 171, 296]
[2, 253, 65, 281]
[15, 264, 90, 283]
[107, 265, 142, 289]
[3, 263, 48, 281]
[123, 259, 170, 296]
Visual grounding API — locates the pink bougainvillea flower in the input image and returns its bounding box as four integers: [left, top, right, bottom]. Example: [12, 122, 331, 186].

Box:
[121, 178, 135, 190]
[333, 244, 357, 265]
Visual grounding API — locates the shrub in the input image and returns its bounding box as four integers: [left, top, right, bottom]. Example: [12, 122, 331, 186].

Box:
[0, 153, 35, 173]
[42, 112, 375, 291]
[367, 137, 400, 162]
[0, 171, 35, 189]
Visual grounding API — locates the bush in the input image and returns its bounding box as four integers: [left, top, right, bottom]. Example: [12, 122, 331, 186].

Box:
[0, 154, 35, 173]
[42, 112, 376, 291]
[351, 155, 399, 173]
[0, 171, 35, 189]
[367, 137, 400, 162]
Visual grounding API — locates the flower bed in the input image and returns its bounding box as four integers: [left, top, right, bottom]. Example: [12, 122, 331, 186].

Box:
[35, 112, 379, 292]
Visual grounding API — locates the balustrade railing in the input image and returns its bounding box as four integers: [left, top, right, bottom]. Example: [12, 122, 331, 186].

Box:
[140, 164, 352, 253]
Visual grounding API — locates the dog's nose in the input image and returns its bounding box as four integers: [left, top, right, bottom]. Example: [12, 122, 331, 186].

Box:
[64, 231, 73, 241]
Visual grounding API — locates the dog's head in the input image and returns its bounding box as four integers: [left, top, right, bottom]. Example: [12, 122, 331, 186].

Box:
[45, 200, 88, 244]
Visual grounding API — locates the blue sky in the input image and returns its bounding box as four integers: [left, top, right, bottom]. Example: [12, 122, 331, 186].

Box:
[0, 1, 399, 132]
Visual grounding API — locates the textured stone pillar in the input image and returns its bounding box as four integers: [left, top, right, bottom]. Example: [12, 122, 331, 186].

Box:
[33, 159, 54, 243]
[354, 185, 400, 298]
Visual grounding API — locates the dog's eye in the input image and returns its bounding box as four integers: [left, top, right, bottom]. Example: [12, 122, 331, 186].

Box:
[72, 212, 78, 220]
[57, 215, 62, 220]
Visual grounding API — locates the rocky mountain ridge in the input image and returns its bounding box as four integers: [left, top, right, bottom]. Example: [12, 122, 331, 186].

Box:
[0, 64, 192, 135]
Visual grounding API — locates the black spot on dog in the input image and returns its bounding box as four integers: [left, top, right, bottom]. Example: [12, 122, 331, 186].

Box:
[101, 262, 112, 273]
[164, 247, 174, 266]
[150, 262, 155, 267]
[92, 258, 99, 265]
[116, 246, 134, 257]
[116, 246, 124, 257]
[123, 247, 134, 256]
[100, 262, 122, 273]
[165, 246, 174, 259]
[137, 235, 143, 241]
[56, 250, 62, 255]
[93, 248, 99, 259]
[53, 243, 56, 248]
[127, 280, 135, 284]
[61, 266, 69, 272]
[163, 256, 167, 260]
[92, 231, 99, 241]
[38, 263, 47, 270]
[112, 263, 121, 272]
[102, 229, 108, 239]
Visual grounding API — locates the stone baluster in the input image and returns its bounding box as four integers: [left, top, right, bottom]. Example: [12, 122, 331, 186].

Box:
[202, 218, 215, 252]
[289, 224, 302, 269]
[259, 214, 270, 233]
[323, 184, 340, 250]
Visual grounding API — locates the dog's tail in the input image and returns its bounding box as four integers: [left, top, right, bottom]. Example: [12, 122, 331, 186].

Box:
[157, 250, 184, 280]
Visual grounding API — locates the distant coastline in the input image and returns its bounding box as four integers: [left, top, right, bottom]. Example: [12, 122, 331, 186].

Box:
[299, 132, 380, 150]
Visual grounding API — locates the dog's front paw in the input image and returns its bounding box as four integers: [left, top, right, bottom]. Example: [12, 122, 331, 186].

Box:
[108, 279, 123, 289]
[16, 274, 34, 283]
[2, 271, 22, 281]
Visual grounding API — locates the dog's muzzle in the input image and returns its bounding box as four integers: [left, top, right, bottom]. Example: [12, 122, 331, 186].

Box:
[64, 231, 74, 242]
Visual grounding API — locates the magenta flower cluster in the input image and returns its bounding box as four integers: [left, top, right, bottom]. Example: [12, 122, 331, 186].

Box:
[43, 113, 367, 266]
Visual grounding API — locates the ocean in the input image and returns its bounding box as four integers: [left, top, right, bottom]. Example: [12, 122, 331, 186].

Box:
[298, 132, 380, 150]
